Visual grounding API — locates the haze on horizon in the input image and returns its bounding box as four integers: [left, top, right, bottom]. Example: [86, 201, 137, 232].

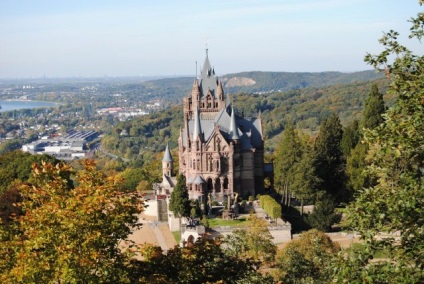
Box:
[0, 0, 422, 78]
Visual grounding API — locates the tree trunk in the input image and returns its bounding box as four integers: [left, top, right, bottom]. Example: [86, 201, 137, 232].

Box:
[288, 190, 291, 208]
[285, 182, 289, 206]
[300, 198, 304, 216]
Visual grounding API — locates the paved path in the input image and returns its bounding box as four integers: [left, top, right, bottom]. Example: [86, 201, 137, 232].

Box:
[149, 221, 169, 251]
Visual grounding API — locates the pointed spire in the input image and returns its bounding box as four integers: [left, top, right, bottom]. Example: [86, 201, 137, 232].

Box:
[162, 143, 173, 162]
[217, 80, 224, 100]
[193, 107, 203, 141]
[202, 50, 212, 80]
[230, 106, 240, 140]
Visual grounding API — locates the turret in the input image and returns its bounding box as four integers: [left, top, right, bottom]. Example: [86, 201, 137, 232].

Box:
[162, 143, 173, 177]
[216, 80, 224, 101]
[191, 79, 201, 105]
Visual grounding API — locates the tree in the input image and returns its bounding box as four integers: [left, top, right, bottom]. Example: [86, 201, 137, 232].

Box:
[0, 150, 59, 195]
[169, 174, 190, 231]
[345, 84, 386, 197]
[130, 238, 274, 283]
[335, 3, 424, 282]
[313, 113, 346, 202]
[0, 160, 143, 283]
[274, 122, 301, 200]
[341, 119, 360, 157]
[274, 229, 340, 283]
[307, 193, 340, 232]
[224, 213, 276, 263]
[291, 133, 320, 215]
[118, 167, 154, 192]
[361, 83, 385, 130]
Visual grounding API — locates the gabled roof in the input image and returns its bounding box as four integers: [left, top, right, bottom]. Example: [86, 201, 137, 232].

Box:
[193, 175, 205, 184]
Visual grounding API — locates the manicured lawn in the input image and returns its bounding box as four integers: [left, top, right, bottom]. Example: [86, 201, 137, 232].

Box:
[172, 231, 181, 243]
[208, 217, 247, 228]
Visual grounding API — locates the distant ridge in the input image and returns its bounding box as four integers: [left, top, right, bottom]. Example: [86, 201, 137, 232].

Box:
[143, 70, 382, 97]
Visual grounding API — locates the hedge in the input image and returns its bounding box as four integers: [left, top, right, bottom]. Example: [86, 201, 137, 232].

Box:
[259, 195, 282, 221]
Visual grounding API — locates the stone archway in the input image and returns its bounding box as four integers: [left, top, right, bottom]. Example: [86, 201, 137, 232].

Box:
[187, 235, 195, 247]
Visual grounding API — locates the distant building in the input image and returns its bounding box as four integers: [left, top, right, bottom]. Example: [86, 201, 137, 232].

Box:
[22, 130, 98, 161]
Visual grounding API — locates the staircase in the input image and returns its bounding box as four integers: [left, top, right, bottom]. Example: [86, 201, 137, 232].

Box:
[157, 199, 168, 222]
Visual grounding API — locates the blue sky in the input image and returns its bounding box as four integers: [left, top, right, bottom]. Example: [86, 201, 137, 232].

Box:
[0, 0, 422, 78]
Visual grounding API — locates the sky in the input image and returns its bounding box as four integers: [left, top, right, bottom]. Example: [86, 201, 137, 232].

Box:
[0, 0, 422, 78]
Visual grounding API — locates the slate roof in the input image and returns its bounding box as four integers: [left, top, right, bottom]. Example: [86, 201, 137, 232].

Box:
[199, 51, 219, 98]
[182, 104, 262, 150]
[162, 143, 173, 162]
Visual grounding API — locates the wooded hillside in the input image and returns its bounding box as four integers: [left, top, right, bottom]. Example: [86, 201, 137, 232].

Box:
[102, 76, 391, 161]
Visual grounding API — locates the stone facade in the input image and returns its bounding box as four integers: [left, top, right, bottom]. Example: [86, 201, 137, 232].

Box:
[177, 51, 265, 204]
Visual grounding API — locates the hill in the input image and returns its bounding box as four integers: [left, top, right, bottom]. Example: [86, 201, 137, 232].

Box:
[140, 70, 382, 102]
[101, 76, 391, 164]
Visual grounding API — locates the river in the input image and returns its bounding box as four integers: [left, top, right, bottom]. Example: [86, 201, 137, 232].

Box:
[0, 100, 58, 113]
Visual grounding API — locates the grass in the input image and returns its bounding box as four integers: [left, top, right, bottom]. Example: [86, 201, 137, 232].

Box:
[172, 231, 181, 243]
[208, 217, 247, 228]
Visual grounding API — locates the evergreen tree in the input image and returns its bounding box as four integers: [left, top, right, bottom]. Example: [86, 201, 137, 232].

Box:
[361, 83, 385, 130]
[169, 174, 190, 230]
[340, 120, 360, 157]
[273, 123, 302, 205]
[345, 84, 385, 197]
[274, 123, 298, 190]
[291, 133, 320, 215]
[308, 193, 340, 232]
[313, 113, 346, 202]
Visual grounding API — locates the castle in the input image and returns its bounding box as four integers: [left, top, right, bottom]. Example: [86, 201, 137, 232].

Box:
[161, 50, 265, 206]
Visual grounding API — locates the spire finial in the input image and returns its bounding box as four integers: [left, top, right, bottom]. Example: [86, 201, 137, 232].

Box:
[205, 37, 210, 56]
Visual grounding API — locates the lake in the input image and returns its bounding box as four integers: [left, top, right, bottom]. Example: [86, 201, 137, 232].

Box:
[0, 100, 58, 113]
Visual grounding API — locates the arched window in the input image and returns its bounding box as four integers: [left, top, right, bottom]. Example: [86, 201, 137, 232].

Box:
[207, 178, 213, 192]
[223, 177, 229, 189]
[209, 157, 213, 172]
[215, 178, 221, 192]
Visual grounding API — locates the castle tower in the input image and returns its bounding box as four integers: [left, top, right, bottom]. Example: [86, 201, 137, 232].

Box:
[162, 143, 173, 177]
[178, 50, 265, 202]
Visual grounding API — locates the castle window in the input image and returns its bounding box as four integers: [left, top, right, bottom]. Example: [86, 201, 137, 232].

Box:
[209, 157, 213, 172]
[216, 138, 221, 152]
[223, 177, 229, 190]
[215, 160, 220, 172]
[197, 159, 200, 170]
